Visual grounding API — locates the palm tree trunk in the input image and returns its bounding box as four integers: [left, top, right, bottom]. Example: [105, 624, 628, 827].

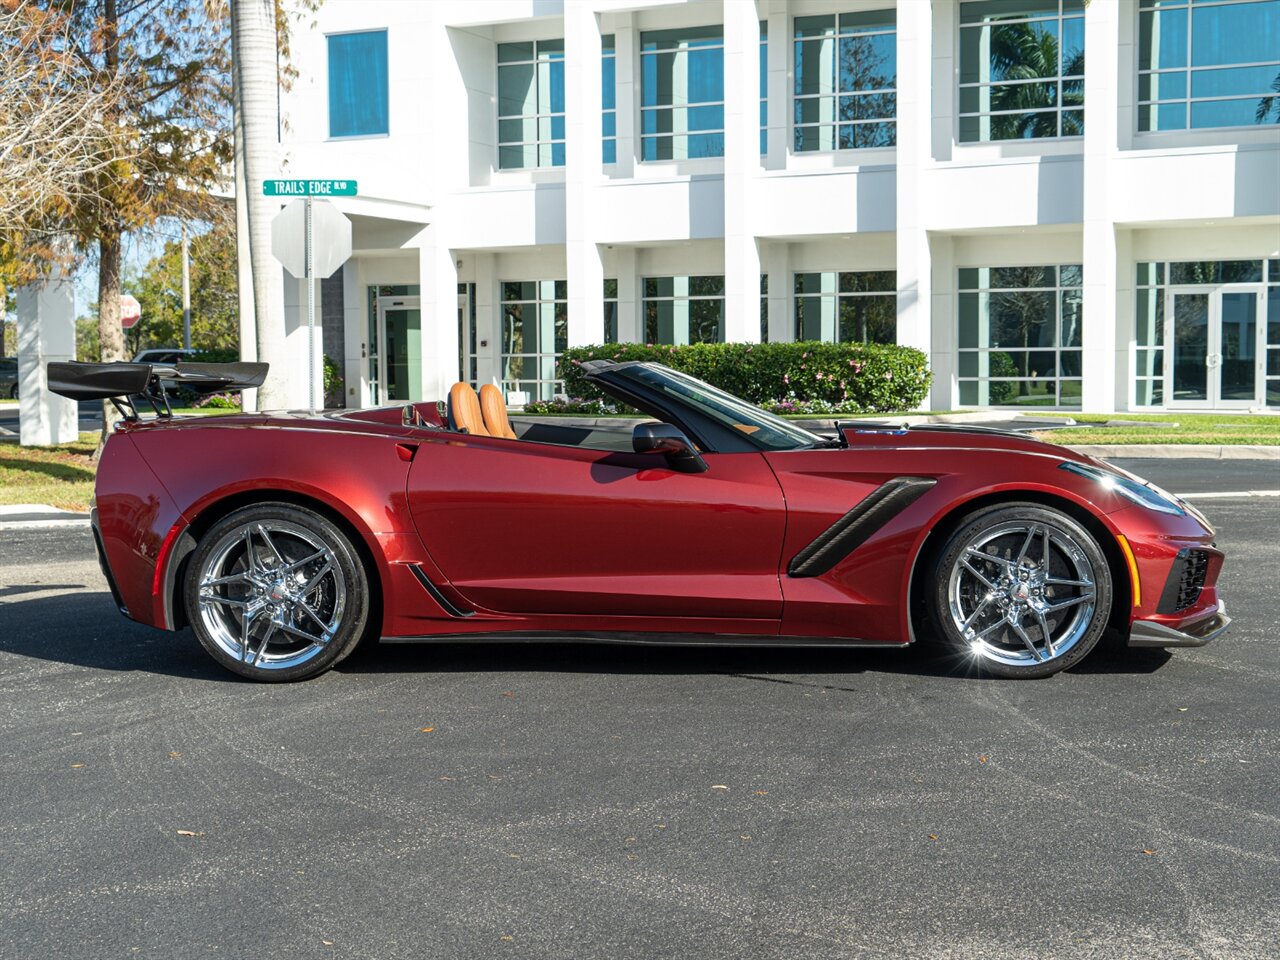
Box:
[231, 0, 286, 409]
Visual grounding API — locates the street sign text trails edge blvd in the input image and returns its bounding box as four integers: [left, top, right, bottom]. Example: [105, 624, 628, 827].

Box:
[263, 179, 358, 197]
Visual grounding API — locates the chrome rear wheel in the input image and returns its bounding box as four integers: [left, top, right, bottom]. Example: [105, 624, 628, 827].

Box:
[185, 504, 370, 681]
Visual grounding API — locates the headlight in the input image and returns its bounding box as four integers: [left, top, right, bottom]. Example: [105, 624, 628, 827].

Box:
[1059, 461, 1186, 516]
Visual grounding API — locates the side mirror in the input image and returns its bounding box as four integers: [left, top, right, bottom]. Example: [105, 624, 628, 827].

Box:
[632, 422, 708, 474]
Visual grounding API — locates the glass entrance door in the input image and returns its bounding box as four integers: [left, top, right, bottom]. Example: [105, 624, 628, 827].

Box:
[1165, 286, 1263, 408]
[377, 295, 422, 402]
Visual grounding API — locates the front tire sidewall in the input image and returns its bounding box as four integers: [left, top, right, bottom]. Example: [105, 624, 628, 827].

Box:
[930, 503, 1112, 679]
[184, 503, 370, 682]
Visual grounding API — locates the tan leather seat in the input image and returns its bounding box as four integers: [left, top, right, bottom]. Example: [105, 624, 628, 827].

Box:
[479, 383, 517, 440]
[448, 382, 489, 436]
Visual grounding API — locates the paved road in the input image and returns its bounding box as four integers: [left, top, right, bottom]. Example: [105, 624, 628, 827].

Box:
[0, 464, 1276, 959]
[0, 399, 104, 436]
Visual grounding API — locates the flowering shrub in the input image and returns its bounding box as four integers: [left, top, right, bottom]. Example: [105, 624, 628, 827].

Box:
[559, 341, 930, 414]
[522, 396, 617, 415]
[192, 391, 239, 409]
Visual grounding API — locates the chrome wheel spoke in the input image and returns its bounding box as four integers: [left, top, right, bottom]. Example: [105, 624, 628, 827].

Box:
[256, 524, 287, 566]
[284, 548, 327, 573]
[1046, 577, 1091, 588]
[202, 593, 250, 609]
[1034, 607, 1056, 658]
[298, 561, 333, 598]
[297, 601, 333, 638]
[1042, 527, 1052, 570]
[1010, 617, 1045, 662]
[201, 571, 250, 589]
[251, 623, 276, 667]
[965, 546, 1013, 572]
[960, 557, 997, 591]
[1043, 593, 1094, 614]
[1015, 526, 1038, 565]
[960, 595, 994, 634]
[277, 619, 327, 646]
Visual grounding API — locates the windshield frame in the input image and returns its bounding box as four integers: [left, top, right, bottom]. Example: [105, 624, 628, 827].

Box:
[596, 363, 826, 452]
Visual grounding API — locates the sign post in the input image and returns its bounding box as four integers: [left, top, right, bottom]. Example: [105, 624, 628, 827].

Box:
[267, 181, 355, 413]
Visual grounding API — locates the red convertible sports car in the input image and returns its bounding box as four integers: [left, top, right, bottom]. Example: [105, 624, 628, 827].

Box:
[48, 359, 1229, 682]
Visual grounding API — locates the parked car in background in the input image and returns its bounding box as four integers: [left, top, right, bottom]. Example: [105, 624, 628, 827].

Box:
[131, 348, 197, 366]
[0, 358, 18, 399]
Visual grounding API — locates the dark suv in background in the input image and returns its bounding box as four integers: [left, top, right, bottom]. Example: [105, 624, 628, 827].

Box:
[0, 357, 18, 400]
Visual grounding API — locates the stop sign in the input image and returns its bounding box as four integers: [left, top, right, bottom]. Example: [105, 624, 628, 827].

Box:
[120, 294, 142, 329]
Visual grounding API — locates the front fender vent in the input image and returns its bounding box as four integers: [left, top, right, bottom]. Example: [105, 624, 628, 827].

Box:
[788, 477, 936, 578]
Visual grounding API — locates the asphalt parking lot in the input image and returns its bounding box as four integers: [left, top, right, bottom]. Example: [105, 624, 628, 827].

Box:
[0, 458, 1276, 959]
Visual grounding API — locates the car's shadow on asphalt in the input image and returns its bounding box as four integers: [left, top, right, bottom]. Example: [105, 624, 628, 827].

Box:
[0, 590, 1173, 683]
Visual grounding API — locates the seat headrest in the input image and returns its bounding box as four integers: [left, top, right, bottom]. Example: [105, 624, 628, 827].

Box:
[479, 384, 517, 440]
[448, 382, 489, 436]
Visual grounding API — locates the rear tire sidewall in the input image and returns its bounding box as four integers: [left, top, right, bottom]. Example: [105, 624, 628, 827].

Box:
[184, 503, 370, 682]
[928, 503, 1112, 679]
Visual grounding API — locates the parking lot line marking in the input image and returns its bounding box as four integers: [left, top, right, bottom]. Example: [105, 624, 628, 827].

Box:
[1177, 490, 1280, 500]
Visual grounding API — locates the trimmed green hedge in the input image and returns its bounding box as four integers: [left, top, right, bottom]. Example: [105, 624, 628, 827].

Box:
[559, 341, 931, 414]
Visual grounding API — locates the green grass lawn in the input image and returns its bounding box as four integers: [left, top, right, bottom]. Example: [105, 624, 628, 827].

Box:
[0, 432, 98, 512]
[1031, 412, 1280, 445]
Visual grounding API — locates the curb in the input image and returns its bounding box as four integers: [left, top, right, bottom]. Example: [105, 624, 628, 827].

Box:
[0, 504, 91, 531]
[1061, 444, 1280, 460]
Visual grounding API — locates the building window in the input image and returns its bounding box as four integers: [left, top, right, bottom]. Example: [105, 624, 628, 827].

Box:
[603, 35, 617, 163]
[328, 31, 389, 138]
[498, 40, 565, 169]
[604, 278, 619, 343]
[1138, 0, 1280, 131]
[793, 11, 897, 151]
[641, 26, 724, 160]
[958, 266, 1083, 407]
[457, 283, 478, 387]
[958, 1, 1085, 142]
[761, 274, 769, 342]
[643, 276, 725, 343]
[760, 22, 769, 154]
[1135, 260, 1274, 408]
[1270, 260, 1280, 407]
[501, 280, 567, 401]
[794, 272, 897, 342]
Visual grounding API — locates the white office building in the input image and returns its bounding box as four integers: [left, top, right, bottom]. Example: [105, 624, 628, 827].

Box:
[270, 0, 1280, 412]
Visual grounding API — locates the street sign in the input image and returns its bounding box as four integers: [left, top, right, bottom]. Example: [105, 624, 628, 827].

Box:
[263, 179, 357, 197]
[119, 294, 141, 330]
[270, 198, 354, 414]
[271, 199, 352, 281]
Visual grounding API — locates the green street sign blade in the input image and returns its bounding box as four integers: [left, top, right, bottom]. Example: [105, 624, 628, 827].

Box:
[263, 179, 358, 197]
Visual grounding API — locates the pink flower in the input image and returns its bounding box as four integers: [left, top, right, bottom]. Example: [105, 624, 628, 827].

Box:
[783, 374, 790, 384]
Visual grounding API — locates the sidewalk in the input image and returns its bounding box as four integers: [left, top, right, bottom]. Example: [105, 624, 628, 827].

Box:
[0, 505, 91, 531]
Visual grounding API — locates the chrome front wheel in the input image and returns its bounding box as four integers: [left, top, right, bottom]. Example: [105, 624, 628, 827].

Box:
[185, 504, 370, 681]
[931, 505, 1112, 678]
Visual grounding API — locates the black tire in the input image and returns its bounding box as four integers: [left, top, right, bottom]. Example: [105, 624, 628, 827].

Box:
[183, 503, 371, 682]
[927, 502, 1112, 679]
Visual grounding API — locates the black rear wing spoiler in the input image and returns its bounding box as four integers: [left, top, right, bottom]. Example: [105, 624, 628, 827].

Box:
[47, 360, 268, 420]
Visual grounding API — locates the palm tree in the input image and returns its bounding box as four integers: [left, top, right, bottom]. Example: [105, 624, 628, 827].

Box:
[1256, 70, 1280, 124]
[986, 23, 1084, 140]
[231, 0, 287, 409]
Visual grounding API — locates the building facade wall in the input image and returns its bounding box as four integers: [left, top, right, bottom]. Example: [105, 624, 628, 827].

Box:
[274, 0, 1280, 412]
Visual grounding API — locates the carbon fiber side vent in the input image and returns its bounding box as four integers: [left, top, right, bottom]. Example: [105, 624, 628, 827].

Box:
[788, 477, 937, 578]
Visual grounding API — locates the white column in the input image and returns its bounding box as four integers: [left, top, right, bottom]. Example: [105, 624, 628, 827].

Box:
[615, 246, 640, 342]
[766, 241, 791, 342]
[16, 271, 78, 446]
[929, 235, 957, 410]
[1114, 229, 1135, 410]
[896, 0, 934, 408]
[280, 272, 324, 410]
[420, 225, 459, 403]
[1081, 0, 1120, 413]
[723, 0, 762, 343]
[565, 1, 605, 346]
[765, 4, 789, 171]
[473, 252, 499, 387]
[341, 260, 366, 407]
[613, 15, 637, 178]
